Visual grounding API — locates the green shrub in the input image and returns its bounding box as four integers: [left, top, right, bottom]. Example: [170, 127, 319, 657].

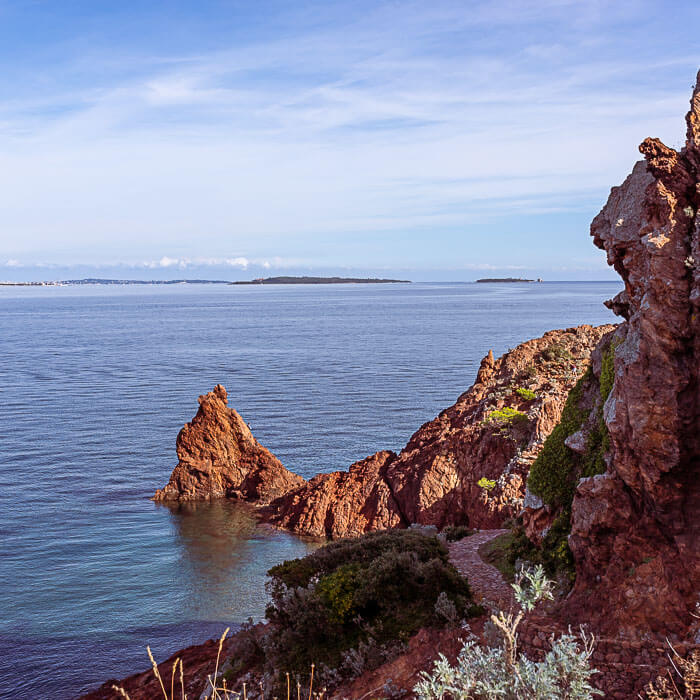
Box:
[542, 341, 574, 363]
[477, 476, 497, 491]
[516, 386, 537, 401]
[442, 525, 474, 542]
[580, 339, 619, 478]
[264, 530, 475, 684]
[524, 337, 619, 583]
[504, 517, 576, 586]
[316, 563, 362, 624]
[483, 406, 529, 427]
[416, 566, 601, 699]
[527, 369, 590, 508]
[480, 531, 518, 581]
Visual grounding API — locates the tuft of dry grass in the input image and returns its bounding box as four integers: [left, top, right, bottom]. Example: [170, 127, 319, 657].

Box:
[112, 628, 324, 700]
[643, 646, 700, 699]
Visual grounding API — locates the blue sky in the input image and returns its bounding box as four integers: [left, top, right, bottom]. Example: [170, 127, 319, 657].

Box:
[0, 0, 698, 281]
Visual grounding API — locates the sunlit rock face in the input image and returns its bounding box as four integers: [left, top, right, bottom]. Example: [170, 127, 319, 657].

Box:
[567, 70, 700, 638]
[263, 324, 612, 538]
[153, 384, 304, 504]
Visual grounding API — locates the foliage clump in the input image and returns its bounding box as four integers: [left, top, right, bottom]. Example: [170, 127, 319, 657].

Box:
[442, 524, 474, 542]
[541, 341, 574, 363]
[528, 341, 618, 504]
[480, 531, 518, 581]
[527, 370, 590, 508]
[581, 340, 618, 478]
[416, 565, 601, 699]
[264, 530, 476, 684]
[478, 476, 497, 491]
[483, 407, 529, 432]
[516, 387, 537, 401]
[522, 335, 619, 583]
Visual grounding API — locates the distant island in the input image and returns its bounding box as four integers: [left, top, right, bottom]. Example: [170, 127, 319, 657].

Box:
[475, 277, 542, 283]
[0, 278, 231, 286]
[230, 276, 411, 285]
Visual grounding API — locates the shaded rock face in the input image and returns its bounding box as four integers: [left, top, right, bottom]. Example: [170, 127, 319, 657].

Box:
[263, 450, 405, 538]
[153, 385, 304, 504]
[263, 324, 612, 538]
[565, 71, 700, 637]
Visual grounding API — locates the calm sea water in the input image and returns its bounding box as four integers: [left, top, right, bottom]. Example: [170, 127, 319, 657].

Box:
[0, 281, 621, 698]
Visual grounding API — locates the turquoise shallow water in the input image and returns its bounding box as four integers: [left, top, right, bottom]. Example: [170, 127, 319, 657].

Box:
[0, 281, 621, 698]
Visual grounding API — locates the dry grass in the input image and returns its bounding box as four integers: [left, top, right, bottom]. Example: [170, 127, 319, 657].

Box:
[112, 628, 325, 700]
[643, 646, 700, 699]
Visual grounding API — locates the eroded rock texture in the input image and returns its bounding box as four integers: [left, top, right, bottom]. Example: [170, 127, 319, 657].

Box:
[565, 71, 700, 637]
[153, 385, 304, 504]
[263, 325, 612, 537]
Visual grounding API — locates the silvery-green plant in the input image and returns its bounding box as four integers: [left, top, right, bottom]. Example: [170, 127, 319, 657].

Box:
[435, 591, 459, 626]
[415, 565, 601, 699]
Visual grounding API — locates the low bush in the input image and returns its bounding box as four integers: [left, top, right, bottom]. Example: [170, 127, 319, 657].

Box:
[485, 406, 528, 424]
[481, 406, 530, 437]
[442, 524, 474, 542]
[527, 369, 590, 508]
[263, 530, 477, 686]
[581, 340, 618, 479]
[480, 530, 518, 581]
[416, 565, 601, 699]
[542, 341, 574, 363]
[524, 337, 619, 583]
[477, 476, 497, 491]
[516, 387, 537, 401]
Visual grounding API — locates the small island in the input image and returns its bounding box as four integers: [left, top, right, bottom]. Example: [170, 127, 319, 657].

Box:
[230, 276, 411, 285]
[475, 277, 542, 283]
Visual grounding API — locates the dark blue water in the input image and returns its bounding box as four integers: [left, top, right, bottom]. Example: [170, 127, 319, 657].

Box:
[0, 281, 621, 698]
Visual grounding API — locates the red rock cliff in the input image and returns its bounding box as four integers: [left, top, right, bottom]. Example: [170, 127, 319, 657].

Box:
[564, 71, 700, 638]
[263, 325, 612, 537]
[153, 384, 304, 504]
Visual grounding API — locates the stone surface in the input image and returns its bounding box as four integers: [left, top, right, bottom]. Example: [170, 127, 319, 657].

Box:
[566, 70, 700, 638]
[448, 530, 513, 609]
[263, 324, 612, 538]
[153, 384, 304, 504]
[261, 450, 405, 538]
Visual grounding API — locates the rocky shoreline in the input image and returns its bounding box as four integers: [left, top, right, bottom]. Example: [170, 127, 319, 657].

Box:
[154, 325, 613, 539]
[83, 70, 700, 699]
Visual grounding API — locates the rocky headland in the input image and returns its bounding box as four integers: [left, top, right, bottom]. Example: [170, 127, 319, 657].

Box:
[154, 326, 612, 538]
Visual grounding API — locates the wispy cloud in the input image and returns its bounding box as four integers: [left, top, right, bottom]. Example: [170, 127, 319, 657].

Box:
[0, 0, 697, 272]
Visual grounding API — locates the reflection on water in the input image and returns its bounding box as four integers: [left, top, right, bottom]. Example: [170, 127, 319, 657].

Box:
[0, 500, 320, 700]
[162, 500, 322, 622]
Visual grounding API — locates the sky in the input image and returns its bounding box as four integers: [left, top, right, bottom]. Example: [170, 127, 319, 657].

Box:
[0, 0, 699, 282]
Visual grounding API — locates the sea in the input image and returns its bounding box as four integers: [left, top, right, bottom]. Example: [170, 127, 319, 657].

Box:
[0, 281, 621, 698]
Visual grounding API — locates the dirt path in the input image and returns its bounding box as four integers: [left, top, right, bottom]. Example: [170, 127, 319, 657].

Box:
[448, 529, 514, 609]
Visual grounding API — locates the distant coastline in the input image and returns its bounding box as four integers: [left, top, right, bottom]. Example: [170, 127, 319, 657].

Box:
[0, 278, 231, 286]
[0, 276, 412, 287]
[475, 277, 542, 283]
[230, 276, 411, 285]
